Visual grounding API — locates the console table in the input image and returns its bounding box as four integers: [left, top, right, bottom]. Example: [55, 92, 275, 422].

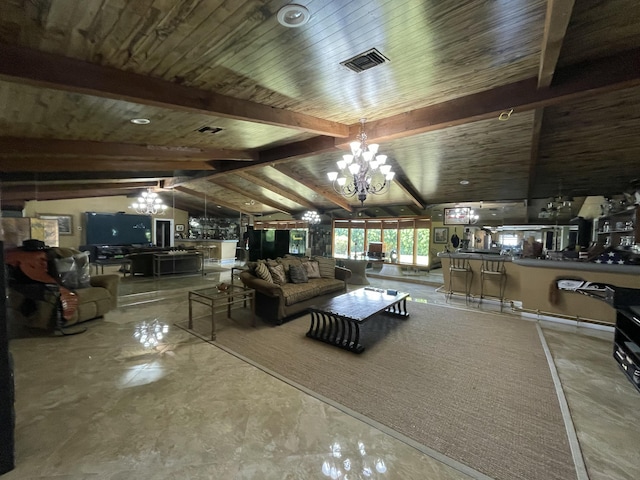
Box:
[153, 252, 203, 277]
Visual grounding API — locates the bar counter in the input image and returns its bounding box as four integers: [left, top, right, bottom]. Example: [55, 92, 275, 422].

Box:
[178, 239, 238, 263]
[438, 252, 640, 325]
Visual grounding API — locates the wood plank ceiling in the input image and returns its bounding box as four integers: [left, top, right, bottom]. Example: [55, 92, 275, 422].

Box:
[1, 0, 640, 225]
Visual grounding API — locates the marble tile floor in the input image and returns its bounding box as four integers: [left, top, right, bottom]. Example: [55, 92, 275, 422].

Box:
[5, 264, 640, 480]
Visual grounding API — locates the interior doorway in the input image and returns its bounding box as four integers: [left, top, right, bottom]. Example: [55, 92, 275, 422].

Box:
[154, 218, 174, 248]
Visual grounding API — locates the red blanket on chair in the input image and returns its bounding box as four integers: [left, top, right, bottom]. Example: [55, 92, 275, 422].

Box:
[5, 249, 78, 322]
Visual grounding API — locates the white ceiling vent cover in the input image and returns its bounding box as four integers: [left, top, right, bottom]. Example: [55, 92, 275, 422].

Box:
[340, 48, 389, 73]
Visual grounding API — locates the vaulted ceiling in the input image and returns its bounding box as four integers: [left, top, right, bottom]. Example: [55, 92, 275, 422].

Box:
[1, 0, 639, 225]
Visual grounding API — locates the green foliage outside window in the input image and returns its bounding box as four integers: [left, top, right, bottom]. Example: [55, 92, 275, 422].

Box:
[334, 228, 348, 257]
[350, 228, 365, 256]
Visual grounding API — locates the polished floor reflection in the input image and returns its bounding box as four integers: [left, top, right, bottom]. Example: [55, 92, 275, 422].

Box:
[6, 264, 640, 480]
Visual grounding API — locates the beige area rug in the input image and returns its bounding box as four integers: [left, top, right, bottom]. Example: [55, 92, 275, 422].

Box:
[177, 301, 577, 480]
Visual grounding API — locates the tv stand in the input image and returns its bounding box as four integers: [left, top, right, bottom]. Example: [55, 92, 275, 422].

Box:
[614, 307, 640, 392]
[555, 279, 640, 393]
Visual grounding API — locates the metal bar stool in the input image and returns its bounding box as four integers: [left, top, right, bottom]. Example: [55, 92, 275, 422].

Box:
[479, 256, 507, 311]
[447, 255, 473, 305]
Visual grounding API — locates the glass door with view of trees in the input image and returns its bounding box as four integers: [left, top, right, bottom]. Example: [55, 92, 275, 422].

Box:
[349, 226, 365, 258]
[333, 218, 431, 265]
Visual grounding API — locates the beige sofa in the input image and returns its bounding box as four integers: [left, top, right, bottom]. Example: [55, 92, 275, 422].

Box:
[238, 256, 351, 324]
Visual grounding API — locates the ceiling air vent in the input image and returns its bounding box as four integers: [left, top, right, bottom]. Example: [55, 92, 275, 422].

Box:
[197, 126, 223, 134]
[340, 48, 389, 73]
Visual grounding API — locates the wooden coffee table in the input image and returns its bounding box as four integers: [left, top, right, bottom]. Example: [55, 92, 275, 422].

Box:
[307, 287, 410, 353]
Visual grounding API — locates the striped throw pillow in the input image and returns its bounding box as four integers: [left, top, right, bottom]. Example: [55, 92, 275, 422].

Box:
[313, 256, 335, 278]
[255, 262, 273, 283]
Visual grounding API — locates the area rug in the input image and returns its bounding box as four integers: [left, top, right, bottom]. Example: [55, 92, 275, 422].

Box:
[177, 301, 578, 480]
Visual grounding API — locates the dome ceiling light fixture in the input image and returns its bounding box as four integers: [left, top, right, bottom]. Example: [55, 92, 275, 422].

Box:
[130, 118, 150, 125]
[277, 4, 311, 28]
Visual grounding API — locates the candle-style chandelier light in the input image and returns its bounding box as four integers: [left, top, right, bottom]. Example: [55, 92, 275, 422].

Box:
[131, 189, 167, 215]
[302, 210, 321, 224]
[327, 118, 395, 205]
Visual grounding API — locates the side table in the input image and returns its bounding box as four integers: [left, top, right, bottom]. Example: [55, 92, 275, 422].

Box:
[188, 285, 255, 340]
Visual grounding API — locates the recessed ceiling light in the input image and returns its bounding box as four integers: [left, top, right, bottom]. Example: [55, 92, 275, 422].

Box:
[130, 118, 150, 125]
[459, 180, 470, 185]
[277, 4, 310, 27]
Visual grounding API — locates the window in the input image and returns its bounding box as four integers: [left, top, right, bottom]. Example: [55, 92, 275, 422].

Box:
[332, 218, 431, 264]
[416, 228, 430, 265]
[399, 228, 414, 263]
[350, 228, 365, 257]
[383, 228, 397, 258]
[333, 227, 348, 258]
[499, 234, 519, 247]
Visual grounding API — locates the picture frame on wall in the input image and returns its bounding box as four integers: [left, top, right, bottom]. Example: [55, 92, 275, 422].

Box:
[443, 207, 470, 225]
[38, 214, 73, 235]
[433, 227, 449, 244]
[175, 224, 185, 232]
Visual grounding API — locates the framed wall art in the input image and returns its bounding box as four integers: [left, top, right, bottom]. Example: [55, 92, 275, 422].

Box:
[433, 227, 449, 244]
[38, 214, 73, 235]
[443, 207, 470, 225]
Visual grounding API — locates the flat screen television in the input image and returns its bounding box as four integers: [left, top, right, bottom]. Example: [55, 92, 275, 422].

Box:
[84, 212, 152, 246]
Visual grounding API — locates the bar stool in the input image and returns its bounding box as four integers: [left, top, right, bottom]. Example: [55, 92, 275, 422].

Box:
[447, 255, 473, 305]
[479, 256, 507, 311]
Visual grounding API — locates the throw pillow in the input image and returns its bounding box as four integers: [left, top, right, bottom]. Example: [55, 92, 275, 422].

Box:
[255, 262, 273, 283]
[74, 251, 91, 288]
[268, 263, 288, 285]
[289, 264, 308, 284]
[278, 256, 302, 274]
[303, 260, 321, 278]
[54, 256, 78, 289]
[314, 256, 336, 278]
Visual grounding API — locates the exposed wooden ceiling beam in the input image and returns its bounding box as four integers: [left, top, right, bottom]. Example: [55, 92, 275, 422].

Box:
[208, 178, 291, 215]
[272, 164, 354, 213]
[527, 0, 575, 203]
[342, 47, 640, 146]
[0, 44, 349, 138]
[1, 181, 158, 201]
[234, 171, 316, 209]
[538, 0, 576, 88]
[197, 48, 640, 180]
[0, 158, 214, 172]
[0, 137, 254, 161]
[174, 186, 248, 215]
[205, 136, 339, 177]
[14, 188, 145, 202]
[527, 109, 545, 204]
[392, 177, 426, 209]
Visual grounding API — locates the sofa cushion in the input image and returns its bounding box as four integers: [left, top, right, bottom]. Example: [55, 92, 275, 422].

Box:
[281, 283, 320, 306]
[289, 264, 308, 284]
[303, 260, 321, 278]
[314, 256, 336, 278]
[312, 277, 346, 296]
[255, 262, 273, 283]
[268, 263, 287, 285]
[278, 256, 303, 274]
